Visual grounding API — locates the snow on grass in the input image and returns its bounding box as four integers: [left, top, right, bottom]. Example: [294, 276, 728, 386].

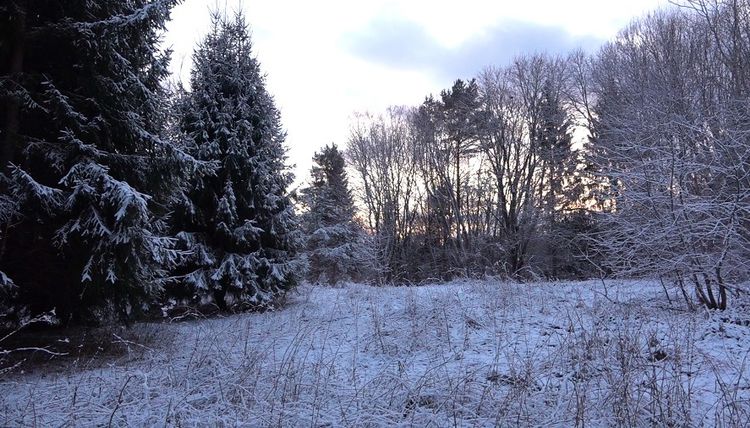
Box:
[1, 280, 749, 426]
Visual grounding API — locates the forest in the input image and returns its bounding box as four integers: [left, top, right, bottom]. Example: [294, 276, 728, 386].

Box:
[344, 4, 750, 310]
[1, 1, 749, 426]
[1, 0, 747, 327]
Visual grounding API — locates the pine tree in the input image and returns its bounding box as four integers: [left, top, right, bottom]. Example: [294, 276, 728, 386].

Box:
[0, 1, 185, 324]
[170, 13, 298, 310]
[301, 144, 374, 284]
[536, 79, 578, 277]
[538, 79, 576, 220]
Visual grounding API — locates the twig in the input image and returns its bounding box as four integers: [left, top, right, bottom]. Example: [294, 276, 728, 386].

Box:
[108, 375, 134, 428]
[112, 333, 154, 352]
[0, 347, 68, 357]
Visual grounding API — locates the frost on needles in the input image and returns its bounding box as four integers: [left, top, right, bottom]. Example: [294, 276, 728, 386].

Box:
[168, 13, 299, 311]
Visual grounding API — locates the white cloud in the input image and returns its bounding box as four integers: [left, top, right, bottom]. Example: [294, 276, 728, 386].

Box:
[163, 0, 669, 185]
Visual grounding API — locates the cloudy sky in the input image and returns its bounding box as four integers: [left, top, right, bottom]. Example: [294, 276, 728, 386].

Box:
[164, 0, 669, 185]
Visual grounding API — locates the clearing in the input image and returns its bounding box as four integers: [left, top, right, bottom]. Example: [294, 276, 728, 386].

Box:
[1, 280, 749, 426]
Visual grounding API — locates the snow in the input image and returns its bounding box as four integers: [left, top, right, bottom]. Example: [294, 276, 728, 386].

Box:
[1, 280, 749, 426]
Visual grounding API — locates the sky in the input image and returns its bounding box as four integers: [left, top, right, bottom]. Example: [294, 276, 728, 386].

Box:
[164, 0, 670, 187]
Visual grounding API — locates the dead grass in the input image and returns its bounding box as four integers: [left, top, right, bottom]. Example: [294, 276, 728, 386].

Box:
[1, 280, 748, 426]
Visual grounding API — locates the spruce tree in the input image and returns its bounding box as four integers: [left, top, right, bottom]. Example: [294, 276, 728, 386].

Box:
[170, 13, 298, 310]
[536, 79, 578, 277]
[538, 79, 576, 220]
[0, 1, 184, 324]
[301, 144, 373, 284]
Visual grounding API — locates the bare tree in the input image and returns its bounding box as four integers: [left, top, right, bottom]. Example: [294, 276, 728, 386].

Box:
[347, 56, 593, 283]
[589, 5, 750, 309]
[476, 54, 579, 277]
[347, 108, 420, 282]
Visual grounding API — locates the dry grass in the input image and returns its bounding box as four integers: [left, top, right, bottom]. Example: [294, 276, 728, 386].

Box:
[1, 280, 748, 426]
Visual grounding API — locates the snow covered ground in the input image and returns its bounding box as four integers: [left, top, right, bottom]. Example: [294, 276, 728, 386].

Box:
[1, 280, 749, 426]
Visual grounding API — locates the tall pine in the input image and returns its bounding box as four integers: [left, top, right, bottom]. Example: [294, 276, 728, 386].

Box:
[536, 79, 579, 277]
[301, 144, 373, 284]
[170, 13, 298, 310]
[0, 1, 184, 324]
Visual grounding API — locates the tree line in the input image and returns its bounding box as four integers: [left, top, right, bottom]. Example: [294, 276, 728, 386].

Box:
[1, 0, 748, 328]
[347, 61, 587, 283]
[343, 0, 750, 308]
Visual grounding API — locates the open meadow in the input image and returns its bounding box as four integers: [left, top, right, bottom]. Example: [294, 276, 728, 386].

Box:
[2, 280, 749, 426]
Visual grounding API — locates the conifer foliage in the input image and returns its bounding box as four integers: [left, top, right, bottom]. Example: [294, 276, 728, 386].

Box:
[535, 78, 580, 278]
[0, 0, 183, 324]
[301, 144, 373, 284]
[170, 14, 298, 309]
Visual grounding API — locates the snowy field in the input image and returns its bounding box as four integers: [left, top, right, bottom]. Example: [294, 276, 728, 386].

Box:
[1, 280, 749, 426]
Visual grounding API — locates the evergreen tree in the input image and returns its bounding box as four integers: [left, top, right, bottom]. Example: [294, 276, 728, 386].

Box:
[0, 0, 184, 324]
[538, 79, 576, 220]
[301, 144, 373, 284]
[170, 13, 298, 310]
[536, 79, 579, 277]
